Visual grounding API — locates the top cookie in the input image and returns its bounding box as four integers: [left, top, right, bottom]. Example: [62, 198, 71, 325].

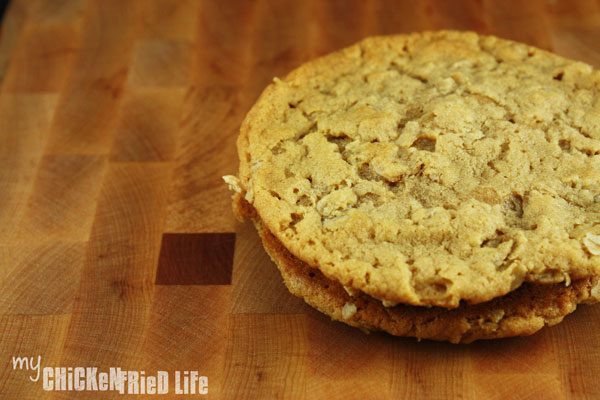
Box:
[236, 31, 600, 308]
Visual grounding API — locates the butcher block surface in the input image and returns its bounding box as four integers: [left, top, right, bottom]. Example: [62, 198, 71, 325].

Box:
[0, 0, 599, 398]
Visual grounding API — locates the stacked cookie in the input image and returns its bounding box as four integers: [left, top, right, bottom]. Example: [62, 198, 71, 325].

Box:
[225, 31, 600, 343]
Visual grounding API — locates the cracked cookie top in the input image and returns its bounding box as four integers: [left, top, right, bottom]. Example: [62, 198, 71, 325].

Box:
[236, 31, 600, 308]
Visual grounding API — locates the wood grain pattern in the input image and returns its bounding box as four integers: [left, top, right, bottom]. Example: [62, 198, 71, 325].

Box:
[44, 0, 139, 155]
[0, 0, 599, 398]
[109, 88, 184, 162]
[0, 242, 85, 315]
[139, 0, 199, 41]
[165, 0, 257, 233]
[56, 163, 170, 400]
[230, 220, 310, 314]
[165, 85, 241, 233]
[0, 93, 57, 243]
[141, 285, 231, 398]
[17, 155, 106, 241]
[2, 22, 80, 93]
[128, 40, 192, 88]
[0, 315, 71, 399]
[223, 314, 308, 399]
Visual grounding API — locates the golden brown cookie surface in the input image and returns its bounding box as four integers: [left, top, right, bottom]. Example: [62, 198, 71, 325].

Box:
[236, 31, 600, 308]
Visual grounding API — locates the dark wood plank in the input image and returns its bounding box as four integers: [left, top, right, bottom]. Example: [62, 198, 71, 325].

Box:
[156, 233, 235, 285]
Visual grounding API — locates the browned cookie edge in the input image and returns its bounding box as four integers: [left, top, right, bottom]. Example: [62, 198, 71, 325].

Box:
[234, 193, 599, 343]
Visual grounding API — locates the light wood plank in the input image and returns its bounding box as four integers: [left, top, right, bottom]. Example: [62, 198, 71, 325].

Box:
[424, 0, 489, 32]
[128, 40, 192, 88]
[545, 0, 600, 29]
[165, 85, 241, 233]
[0, 242, 85, 315]
[24, 0, 88, 25]
[482, 0, 553, 50]
[553, 305, 600, 398]
[246, 0, 311, 98]
[305, 314, 394, 399]
[192, 0, 258, 87]
[58, 163, 170, 379]
[549, 28, 600, 68]
[222, 314, 308, 399]
[230, 220, 310, 314]
[17, 155, 107, 242]
[44, 0, 141, 154]
[470, 373, 562, 400]
[164, 0, 258, 233]
[110, 88, 184, 162]
[2, 20, 80, 93]
[139, 285, 230, 398]
[467, 331, 563, 398]
[306, 0, 376, 57]
[0, 94, 58, 243]
[139, 0, 199, 40]
[374, 0, 432, 36]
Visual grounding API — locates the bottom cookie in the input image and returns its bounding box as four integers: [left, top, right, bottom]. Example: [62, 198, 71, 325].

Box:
[234, 194, 600, 343]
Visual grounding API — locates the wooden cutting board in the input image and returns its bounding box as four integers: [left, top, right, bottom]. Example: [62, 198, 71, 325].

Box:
[1, 0, 599, 398]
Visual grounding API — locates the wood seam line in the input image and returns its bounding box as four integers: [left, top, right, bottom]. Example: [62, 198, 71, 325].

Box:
[0, 94, 58, 244]
[107, 88, 186, 163]
[0, 6, 85, 239]
[41, 0, 142, 155]
[3, 0, 88, 236]
[13, 1, 142, 242]
[0, 4, 85, 94]
[71, 163, 172, 305]
[110, 162, 173, 370]
[52, 162, 171, 382]
[219, 0, 294, 388]
[163, 1, 259, 234]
